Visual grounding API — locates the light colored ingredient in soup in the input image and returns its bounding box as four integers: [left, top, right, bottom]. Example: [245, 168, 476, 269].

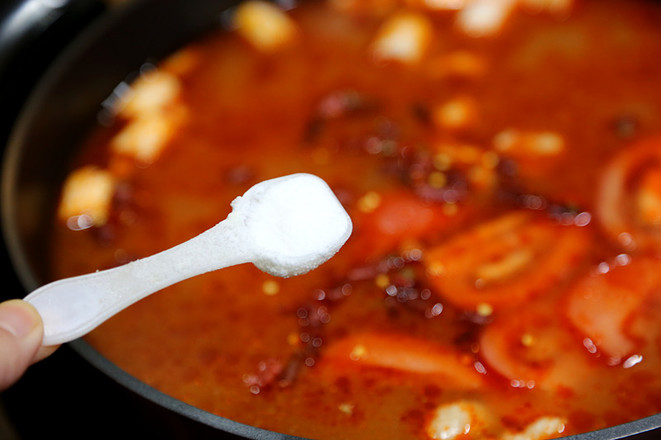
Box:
[49, 0, 661, 439]
[233, 0, 298, 51]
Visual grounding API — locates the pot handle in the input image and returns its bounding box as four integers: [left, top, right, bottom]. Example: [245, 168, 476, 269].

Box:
[0, 0, 107, 145]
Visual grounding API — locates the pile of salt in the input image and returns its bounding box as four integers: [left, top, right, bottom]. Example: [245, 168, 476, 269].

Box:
[232, 173, 353, 277]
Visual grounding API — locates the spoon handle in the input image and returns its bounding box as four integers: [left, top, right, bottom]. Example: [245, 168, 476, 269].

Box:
[25, 215, 252, 346]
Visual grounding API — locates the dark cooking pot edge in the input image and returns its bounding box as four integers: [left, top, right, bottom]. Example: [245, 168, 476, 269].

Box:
[2, 0, 661, 439]
[68, 339, 305, 440]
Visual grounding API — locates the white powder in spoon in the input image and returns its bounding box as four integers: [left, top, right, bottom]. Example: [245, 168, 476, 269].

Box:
[230, 173, 353, 277]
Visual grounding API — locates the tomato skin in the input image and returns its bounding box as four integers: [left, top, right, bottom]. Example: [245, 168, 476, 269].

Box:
[423, 211, 591, 312]
[318, 332, 485, 389]
[478, 304, 591, 392]
[565, 256, 661, 363]
[348, 189, 467, 261]
[369, 191, 444, 237]
[596, 135, 661, 253]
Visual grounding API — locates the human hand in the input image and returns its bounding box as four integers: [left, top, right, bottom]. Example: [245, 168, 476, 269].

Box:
[0, 299, 57, 390]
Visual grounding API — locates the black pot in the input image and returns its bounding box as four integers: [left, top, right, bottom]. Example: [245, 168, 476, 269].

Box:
[1, 1, 661, 439]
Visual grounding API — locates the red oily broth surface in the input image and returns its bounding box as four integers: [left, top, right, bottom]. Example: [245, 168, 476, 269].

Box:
[48, 1, 661, 439]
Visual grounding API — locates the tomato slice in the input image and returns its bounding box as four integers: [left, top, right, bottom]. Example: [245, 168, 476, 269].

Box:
[318, 332, 484, 389]
[348, 189, 468, 261]
[479, 304, 590, 391]
[565, 256, 661, 363]
[423, 211, 590, 312]
[596, 135, 661, 252]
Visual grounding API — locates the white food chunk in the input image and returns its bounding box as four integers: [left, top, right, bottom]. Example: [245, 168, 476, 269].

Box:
[371, 12, 433, 63]
[58, 166, 115, 227]
[455, 0, 517, 37]
[110, 113, 178, 164]
[233, 1, 297, 51]
[117, 70, 181, 118]
[110, 68, 186, 164]
[426, 401, 565, 440]
[426, 400, 496, 439]
[502, 416, 566, 440]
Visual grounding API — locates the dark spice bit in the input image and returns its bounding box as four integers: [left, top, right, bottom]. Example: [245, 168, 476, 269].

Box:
[611, 113, 639, 139]
[303, 89, 376, 143]
[251, 289, 344, 392]
[249, 253, 442, 392]
[224, 164, 255, 186]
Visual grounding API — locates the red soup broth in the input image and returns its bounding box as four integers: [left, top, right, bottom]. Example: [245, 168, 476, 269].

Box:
[49, 0, 661, 439]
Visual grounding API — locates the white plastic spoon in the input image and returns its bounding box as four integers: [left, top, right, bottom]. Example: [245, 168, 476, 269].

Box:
[24, 173, 353, 346]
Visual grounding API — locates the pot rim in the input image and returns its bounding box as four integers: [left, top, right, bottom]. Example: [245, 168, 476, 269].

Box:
[2, 1, 661, 439]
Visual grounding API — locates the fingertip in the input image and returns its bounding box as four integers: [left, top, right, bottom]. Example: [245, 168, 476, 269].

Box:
[33, 344, 60, 363]
[0, 299, 48, 390]
[0, 299, 43, 340]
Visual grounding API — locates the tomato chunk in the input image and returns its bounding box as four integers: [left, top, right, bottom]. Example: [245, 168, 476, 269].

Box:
[424, 211, 590, 312]
[596, 135, 661, 252]
[565, 256, 661, 363]
[348, 189, 466, 261]
[319, 332, 484, 389]
[479, 304, 591, 391]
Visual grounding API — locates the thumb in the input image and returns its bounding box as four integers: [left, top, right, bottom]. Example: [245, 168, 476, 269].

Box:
[0, 299, 45, 390]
